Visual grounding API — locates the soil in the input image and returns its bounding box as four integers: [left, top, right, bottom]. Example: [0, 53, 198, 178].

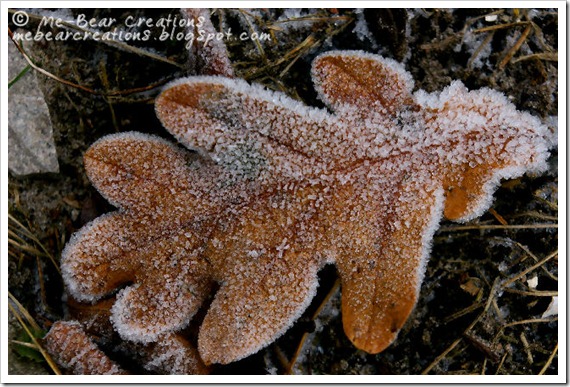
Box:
[7, 8, 558, 376]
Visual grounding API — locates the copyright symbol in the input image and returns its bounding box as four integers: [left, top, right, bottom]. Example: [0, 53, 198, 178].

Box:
[12, 11, 29, 27]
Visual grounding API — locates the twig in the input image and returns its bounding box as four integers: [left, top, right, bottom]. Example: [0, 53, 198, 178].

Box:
[443, 301, 483, 323]
[488, 208, 508, 225]
[498, 23, 533, 69]
[467, 31, 494, 69]
[270, 14, 352, 26]
[511, 211, 557, 221]
[494, 352, 509, 375]
[422, 278, 500, 374]
[520, 332, 534, 364]
[98, 59, 120, 132]
[538, 343, 558, 375]
[503, 317, 557, 328]
[279, 34, 318, 78]
[512, 52, 558, 63]
[512, 242, 558, 281]
[481, 357, 487, 375]
[439, 223, 557, 232]
[503, 289, 557, 297]
[501, 250, 558, 288]
[9, 27, 101, 95]
[238, 9, 267, 62]
[473, 21, 530, 33]
[421, 336, 463, 375]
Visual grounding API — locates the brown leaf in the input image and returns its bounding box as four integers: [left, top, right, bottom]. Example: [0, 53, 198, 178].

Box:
[61, 50, 552, 369]
[312, 50, 416, 118]
[43, 321, 127, 375]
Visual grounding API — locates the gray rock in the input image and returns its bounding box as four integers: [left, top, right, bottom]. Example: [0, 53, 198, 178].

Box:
[8, 35, 59, 176]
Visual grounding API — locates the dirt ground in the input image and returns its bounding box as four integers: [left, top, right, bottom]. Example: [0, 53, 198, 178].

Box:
[7, 8, 558, 376]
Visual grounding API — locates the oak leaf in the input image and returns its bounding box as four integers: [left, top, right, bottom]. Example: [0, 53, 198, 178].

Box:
[43, 321, 127, 375]
[61, 50, 551, 366]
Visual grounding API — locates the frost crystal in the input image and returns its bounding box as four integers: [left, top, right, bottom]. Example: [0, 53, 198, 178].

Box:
[61, 50, 552, 367]
[43, 321, 126, 375]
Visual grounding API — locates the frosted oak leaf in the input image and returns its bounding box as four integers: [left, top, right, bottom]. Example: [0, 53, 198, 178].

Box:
[44, 321, 127, 375]
[61, 50, 551, 366]
[44, 298, 210, 374]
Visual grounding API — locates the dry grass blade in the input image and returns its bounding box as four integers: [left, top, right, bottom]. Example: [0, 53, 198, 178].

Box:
[8, 237, 47, 258]
[8, 64, 31, 88]
[503, 317, 558, 329]
[98, 59, 120, 132]
[8, 213, 60, 275]
[501, 250, 558, 288]
[422, 278, 501, 374]
[473, 21, 530, 34]
[8, 292, 61, 375]
[481, 357, 488, 375]
[461, 9, 503, 62]
[520, 332, 534, 364]
[421, 337, 463, 375]
[270, 14, 353, 26]
[443, 301, 484, 324]
[238, 9, 267, 61]
[467, 31, 494, 69]
[512, 242, 557, 281]
[273, 345, 290, 372]
[511, 211, 558, 221]
[8, 292, 41, 333]
[278, 35, 318, 77]
[8, 28, 171, 97]
[533, 192, 558, 211]
[538, 343, 558, 375]
[11, 339, 41, 350]
[36, 255, 49, 311]
[513, 52, 558, 63]
[439, 223, 557, 232]
[503, 289, 557, 297]
[235, 9, 353, 86]
[498, 23, 533, 69]
[488, 208, 508, 225]
[8, 28, 102, 95]
[462, 9, 504, 33]
[494, 352, 509, 375]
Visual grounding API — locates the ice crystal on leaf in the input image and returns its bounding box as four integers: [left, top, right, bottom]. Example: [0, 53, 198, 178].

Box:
[43, 317, 209, 375]
[43, 321, 127, 375]
[61, 50, 551, 366]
